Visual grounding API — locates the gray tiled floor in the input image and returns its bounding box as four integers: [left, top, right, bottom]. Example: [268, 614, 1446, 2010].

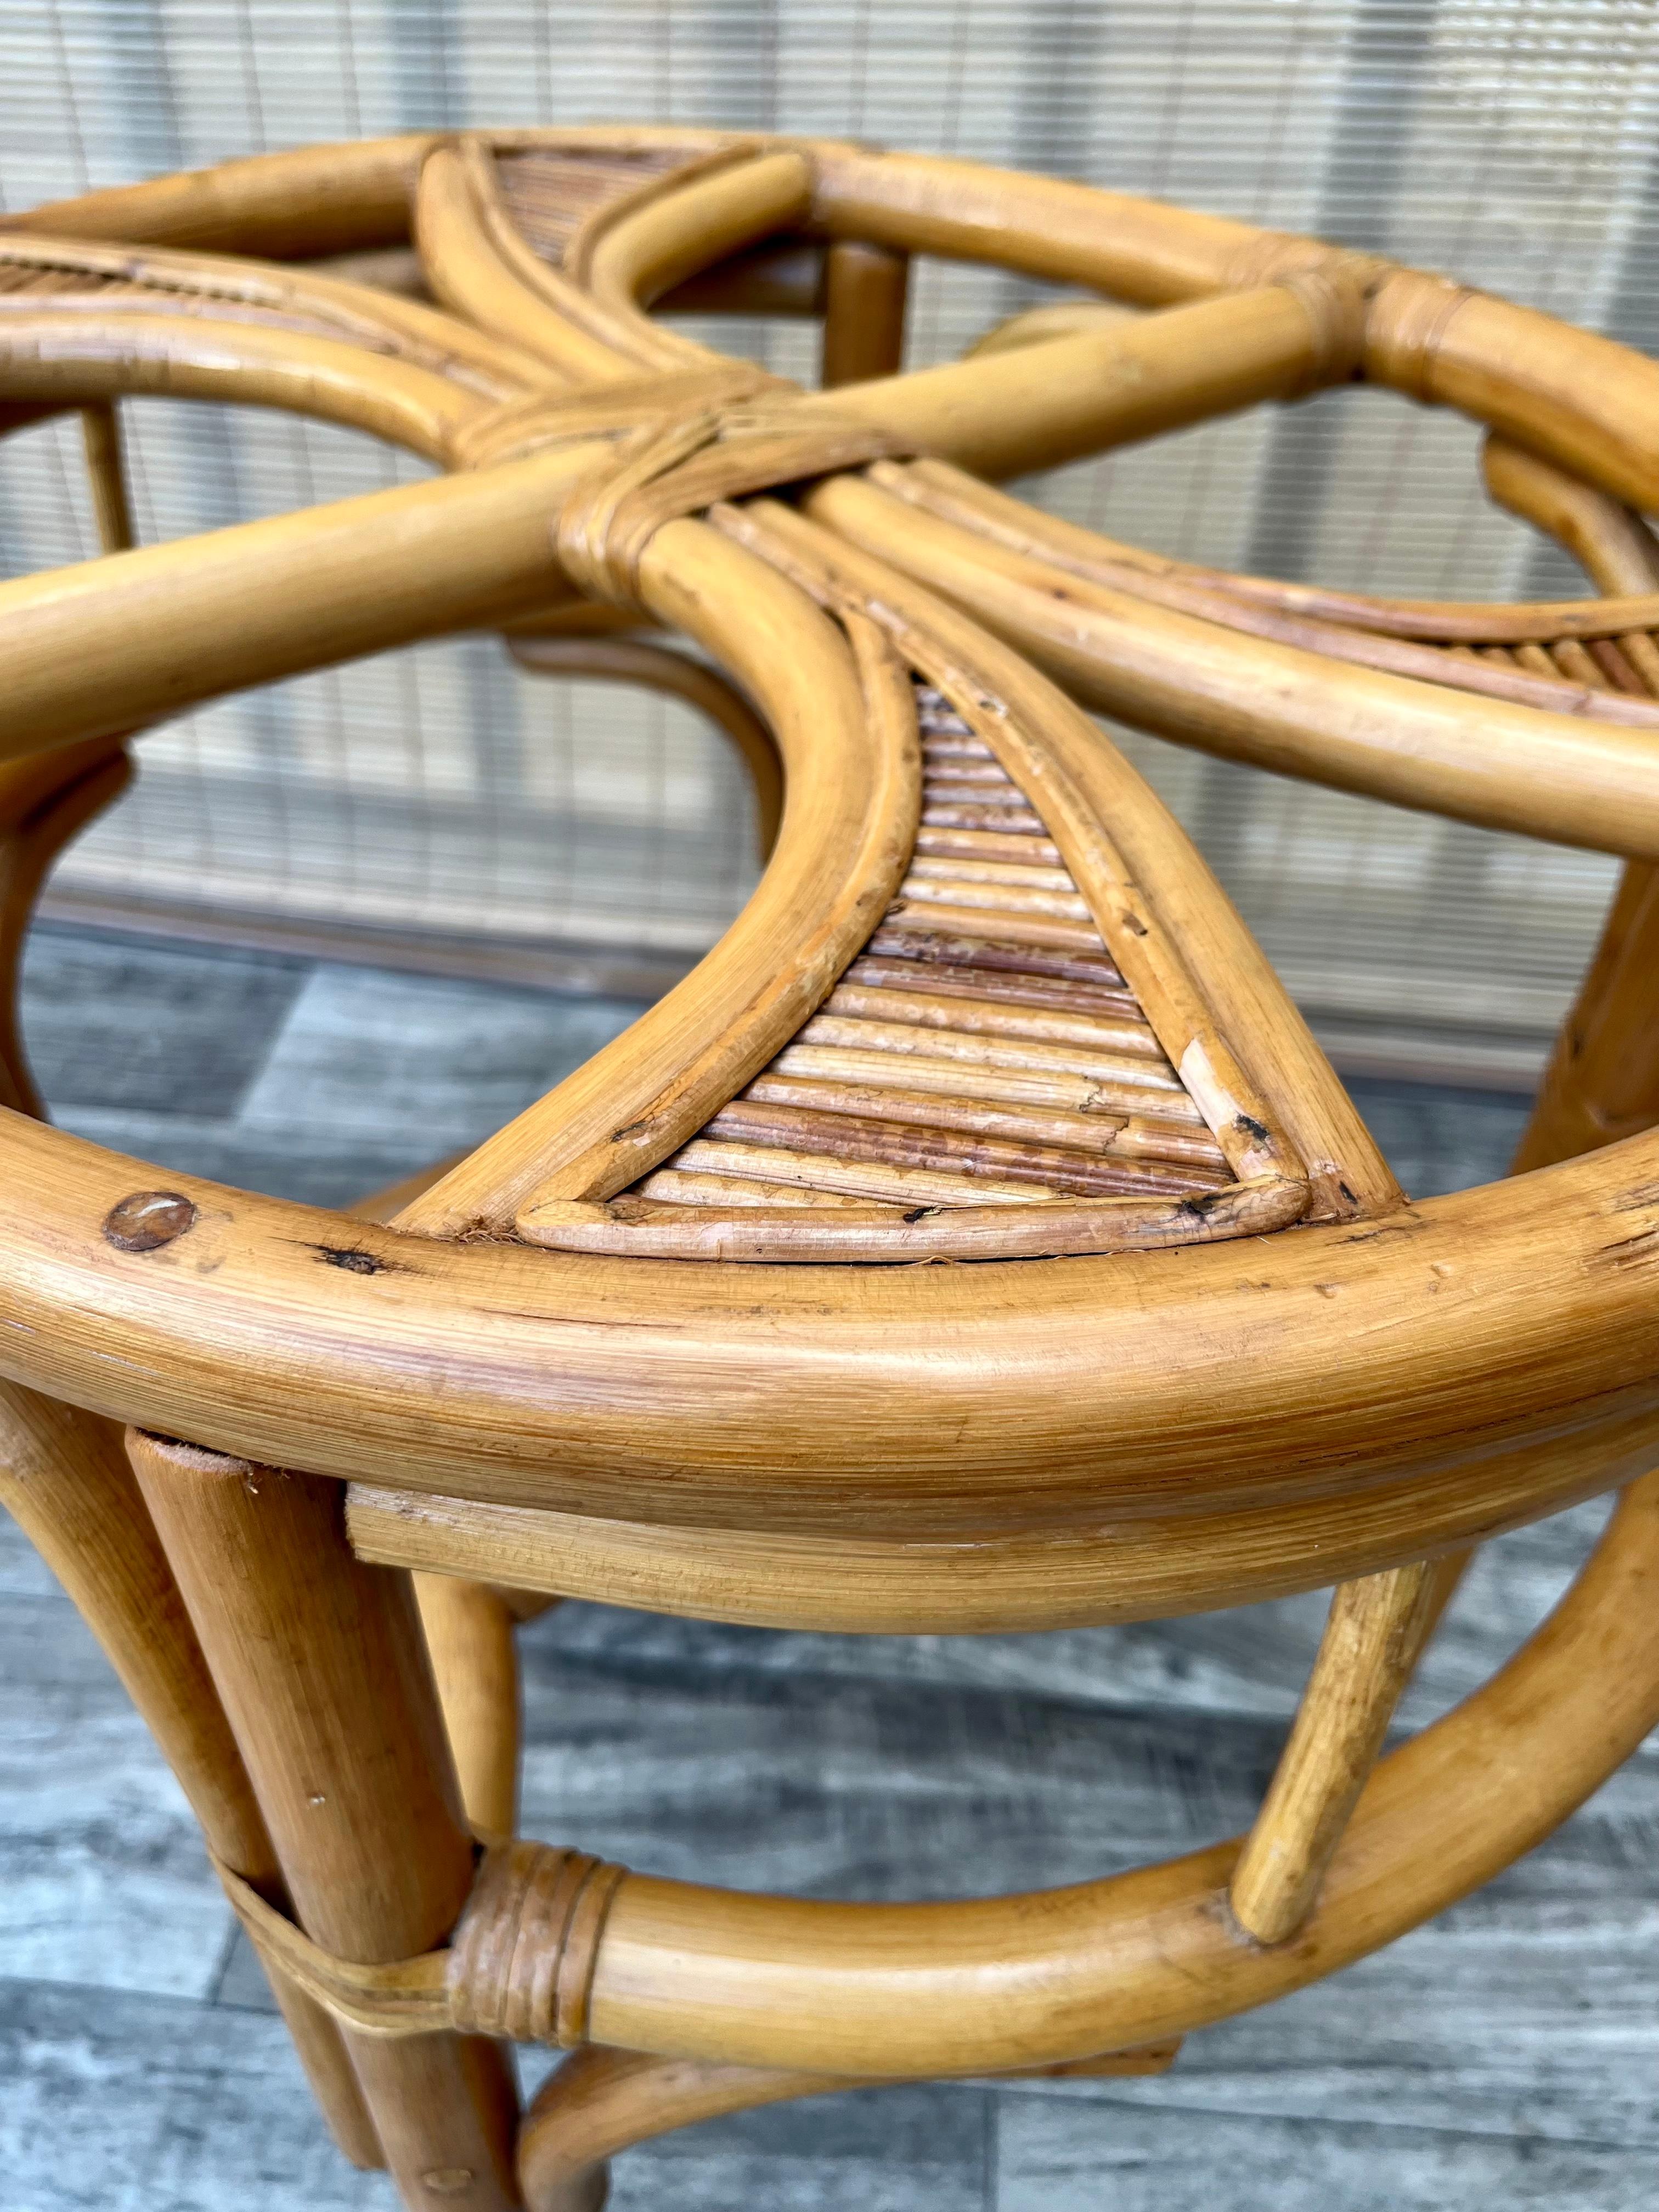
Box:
[3, 926, 1651, 2211]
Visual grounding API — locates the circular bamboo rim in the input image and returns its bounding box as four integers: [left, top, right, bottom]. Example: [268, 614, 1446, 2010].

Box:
[8, 126, 1659, 2129]
[3, 129, 1658, 1589]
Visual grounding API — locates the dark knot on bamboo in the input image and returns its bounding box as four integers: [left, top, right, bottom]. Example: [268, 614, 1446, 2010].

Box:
[445, 1838, 629, 2046]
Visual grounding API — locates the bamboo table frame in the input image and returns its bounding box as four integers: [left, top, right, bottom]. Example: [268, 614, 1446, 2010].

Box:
[2, 130, 1659, 2210]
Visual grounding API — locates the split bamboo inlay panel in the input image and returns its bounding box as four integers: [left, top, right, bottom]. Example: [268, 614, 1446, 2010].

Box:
[636, 683, 1232, 1219]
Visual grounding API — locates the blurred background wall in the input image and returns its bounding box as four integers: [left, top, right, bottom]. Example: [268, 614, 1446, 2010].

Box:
[3, 1, 1657, 1085]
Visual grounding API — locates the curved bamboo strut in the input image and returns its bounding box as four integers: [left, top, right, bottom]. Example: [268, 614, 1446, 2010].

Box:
[878, 456, 1659, 660]
[507, 633, 784, 860]
[6, 1102, 1659, 1555]
[0, 307, 486, 464]
[343, 1374, 1646, 1628]
[0, 739, 132, 1115]
[805, 472, 1659, 859]
[524, 1174, 1305, 1265]
[518, 2050, 855, 2212]
[402, 529, 918, 1232]
[415, 140, 645, 384]
[7, 133, 442, 258]
[419, 137, 812, 388]
[579, 148, 812, 323]
[807, 143, 1659, 512]
[0, 229, 548, 400]
[573, 1471, 1659, 2075]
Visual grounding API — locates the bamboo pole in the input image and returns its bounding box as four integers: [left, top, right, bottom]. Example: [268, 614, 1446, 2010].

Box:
[413, 1573, 520, 1843]
[0, 1384, 380, 2168]
[820, 241, 909, 388]
[1228, 1554, 1468, 1944]
[0, 444, 599, 762]
[79, 402, 134, 552]
[129, 1434, 519, 2211]
[793, 284, 1330, 481]
[805, 471, 1659, 861]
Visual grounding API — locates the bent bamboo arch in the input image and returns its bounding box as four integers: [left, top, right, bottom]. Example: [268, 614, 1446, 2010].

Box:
[5, 127, 1659, 2208]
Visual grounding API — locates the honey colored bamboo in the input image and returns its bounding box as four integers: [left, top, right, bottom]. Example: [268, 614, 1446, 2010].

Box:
[413, 566, 919, 1231]
[509, 631, 783, 859]
[518, 2051, 857, 2212]
[667, 1133, 1049, 1205]
[1229, 1553, 1468, 1944]
[578, 1475, 1658, 2076]
[823, 980, 1161, 1056]
[0, 740, 130, 1116]
[0, 443, 603, 763]
[11, 134, 442, 258]
[0, 1384, 380, 2168]
[734, 498, 1306, 1191]
[14, 123, 1659, 2196]
[79, 401, 134, 552]
[703, 1099, 1214, 1195]
[583, 150, 814, 320]
[741, 1073, 1224, 1165]
[347, 1475, 1659, 2079]
[0, 306, 488, 464]
[414, 1573, 520, 1842]
[128, 1434, 520, 2211]
[792, 283, 1333, 481]
[808, 470, 1659, 860]
[879, 454, 1659, 642]
[1481, 440, 1659, 1173]
[6, 1098, 1656, 1556]
[769, 1039, 1207, 1121]
[820, 240, 910, 387]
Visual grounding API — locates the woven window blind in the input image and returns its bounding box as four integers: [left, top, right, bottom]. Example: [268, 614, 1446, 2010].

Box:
[3, 2, 1657, 1080]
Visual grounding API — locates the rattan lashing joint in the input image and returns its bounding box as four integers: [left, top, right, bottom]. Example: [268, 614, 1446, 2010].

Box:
[212, 1837, 628, 2048]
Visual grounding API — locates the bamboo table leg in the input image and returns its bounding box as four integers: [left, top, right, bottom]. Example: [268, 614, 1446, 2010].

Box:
[129, 1431, 520, 2212]
[1512, 858, 1659, 1173]
[0, 1382, 380, 2168]
[1230, 1551, 1467, 1944]
[821, 240, 909, 388]
[80, 399, 135, 553]
[415, 1572, 520, 1843]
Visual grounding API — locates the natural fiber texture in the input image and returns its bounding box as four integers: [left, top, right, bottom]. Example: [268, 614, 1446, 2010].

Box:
[552, 403, 920, 609]
[17, 119, 1659, 2201]
[212, 1839, 629, 2050]
[446, 1838, 628, 2046]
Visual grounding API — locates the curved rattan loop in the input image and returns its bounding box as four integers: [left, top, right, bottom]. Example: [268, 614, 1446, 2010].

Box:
[207, 1474, 1659, 2078]
[0, 125, 1657, 1551]
[9, 120, 1659, 2207]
